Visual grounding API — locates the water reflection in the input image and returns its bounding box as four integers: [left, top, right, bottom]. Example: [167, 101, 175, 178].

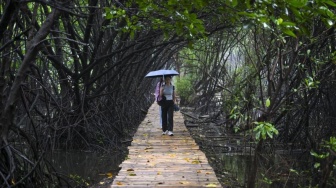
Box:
[217, 152, 311, 187]
[50, 151, 124, 185]
[216, 153, 252, 186]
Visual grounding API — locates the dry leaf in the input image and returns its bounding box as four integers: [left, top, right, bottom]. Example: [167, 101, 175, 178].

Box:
[116, 182, 123, 185]
[106, 172, 113, 178]
[169, 154, 176, 158]
[206, 183, 217, 187]
[191, 160, 200, 164]
[179, 181, 190, 185]
[144, 146, 153, 150]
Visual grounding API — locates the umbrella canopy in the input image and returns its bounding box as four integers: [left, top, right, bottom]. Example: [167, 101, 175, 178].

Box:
[145, 69, 179, 78]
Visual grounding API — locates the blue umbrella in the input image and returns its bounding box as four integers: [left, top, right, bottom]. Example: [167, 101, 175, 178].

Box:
[145, 69, 179, 78]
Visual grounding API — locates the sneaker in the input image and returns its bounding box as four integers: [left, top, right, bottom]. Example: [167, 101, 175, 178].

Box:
[162, 130, 168, 135]
[168, 131, 174, 136]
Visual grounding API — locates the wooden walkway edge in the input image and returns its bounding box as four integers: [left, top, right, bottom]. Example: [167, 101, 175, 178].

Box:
[110, 103, 223, 187]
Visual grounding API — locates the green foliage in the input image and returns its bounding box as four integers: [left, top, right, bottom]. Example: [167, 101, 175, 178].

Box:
[311, 137, 336, 160]
[311, 137, 336, 173]
[304, 76, 320, 90]
[222, 61, 260, 132]
[102, 0, 336, 41]
[261, 173, 273, 185]
[175, 77, 194, 103]
[324, 136, 336, 151]
[103, 6, 141, 38]
[229, 105, 245, 133]
[310, 151, 329, 160]
[289, 168, 299, 175]
[103, 6, 126, 20]
[237, 0, 336, 37]
[103, 0, 207, 40]
[229, 105, 243, 120]
[253, 122, 279, 141]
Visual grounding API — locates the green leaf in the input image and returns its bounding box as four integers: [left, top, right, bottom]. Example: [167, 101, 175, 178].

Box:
[289, 7, 304, 19]
[253, 122, 278, 141]
[229, 0, 238, 7]
[310, 151, 329, 159]
[310, 151, 319, 157]
[289, 169, 299, 175]
[267, 131, 273, 139]
[237, 12, 257, 18]
[318, 6, 335, 18]
[168, 0, 175, 6]
[273, 129, 279, 135]
[326, 19, 334, 26]
[283, 28, 297, 38]
[265, 98, 271, 107]
[288, 0, 308, 8]
[281, 21, 296, 27]
[275, 18, 283, 25]
[255, 131, 261, 140]
[325, 0, 336, 7]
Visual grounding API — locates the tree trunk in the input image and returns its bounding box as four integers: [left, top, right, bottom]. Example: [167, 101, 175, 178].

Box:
[247, 140, 263, 188]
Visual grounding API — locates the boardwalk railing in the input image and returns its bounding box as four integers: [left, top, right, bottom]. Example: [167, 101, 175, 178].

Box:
[111, 103, 222, 187]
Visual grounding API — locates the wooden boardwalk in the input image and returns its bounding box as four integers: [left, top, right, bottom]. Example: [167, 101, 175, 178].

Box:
[111, 103, 222, 187]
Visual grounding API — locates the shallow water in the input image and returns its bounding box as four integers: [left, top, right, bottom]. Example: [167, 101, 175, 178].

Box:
[50, 150, 124, 185]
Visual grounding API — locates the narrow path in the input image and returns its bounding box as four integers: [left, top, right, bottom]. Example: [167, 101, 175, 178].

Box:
[111, 103, 223, 187]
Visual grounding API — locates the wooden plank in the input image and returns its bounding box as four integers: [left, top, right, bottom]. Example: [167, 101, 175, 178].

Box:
[110, 103, 223, 188]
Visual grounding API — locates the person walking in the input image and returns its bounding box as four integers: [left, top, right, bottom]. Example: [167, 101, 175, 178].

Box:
[155, 78, 164, 128]
[160, 76, 176, 136]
